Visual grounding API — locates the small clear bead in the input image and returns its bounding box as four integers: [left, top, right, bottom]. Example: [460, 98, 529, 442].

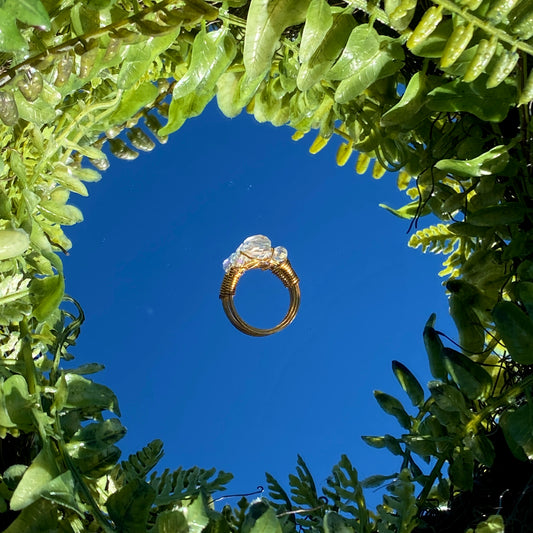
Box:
[273, 246, 288, 263]
[240, 235, 272, 260]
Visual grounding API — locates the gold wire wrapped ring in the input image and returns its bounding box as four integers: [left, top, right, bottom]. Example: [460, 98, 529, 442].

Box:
[219, 235, 300, 337]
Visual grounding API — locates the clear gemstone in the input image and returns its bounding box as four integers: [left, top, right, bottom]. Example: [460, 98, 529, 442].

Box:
[223, 252, 238, 272]
[233, 252, 248, 267]
[240, 234, 272, 260]
[273, 246, 288, 263]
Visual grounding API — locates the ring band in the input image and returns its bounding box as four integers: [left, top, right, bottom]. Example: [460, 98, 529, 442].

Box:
[219, 235, 300, 336]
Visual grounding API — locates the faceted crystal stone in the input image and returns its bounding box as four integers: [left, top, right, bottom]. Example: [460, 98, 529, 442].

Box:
[273, 246, 288, 263]
[239, 235, 272, 260]
[233, 252, 248, 268]
[222, 252, 237, 272]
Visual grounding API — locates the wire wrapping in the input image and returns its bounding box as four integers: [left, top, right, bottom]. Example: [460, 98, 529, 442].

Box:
[219, 266, 242, 298]
[271, 259, 299, 288]
[219, 258, 300, 336]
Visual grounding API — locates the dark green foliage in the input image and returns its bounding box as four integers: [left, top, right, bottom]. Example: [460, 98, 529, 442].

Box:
[0, 0, 532, 531]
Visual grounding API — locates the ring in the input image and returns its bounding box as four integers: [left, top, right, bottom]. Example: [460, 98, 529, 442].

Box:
[219, 235, 300, 336]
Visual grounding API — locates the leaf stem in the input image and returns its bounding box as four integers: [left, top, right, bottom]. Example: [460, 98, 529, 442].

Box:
[434, 0, 533, 57]
[417, 456, 446, 506]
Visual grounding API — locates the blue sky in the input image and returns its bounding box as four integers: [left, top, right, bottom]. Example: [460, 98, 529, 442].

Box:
[63, 101, 454, 508]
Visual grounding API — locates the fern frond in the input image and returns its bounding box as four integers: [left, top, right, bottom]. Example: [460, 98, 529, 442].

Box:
[323, 455, 370, 532]
[374, 469, 418, 533]
[289, 455, 321, 509]
[408, 224, 459, 254]
[116, 439, 164, 485]
[406, 0, 533, 88]
[266, 472, 293, 512]
[149, 465, 233, 508]
[286, 455, 325, 529]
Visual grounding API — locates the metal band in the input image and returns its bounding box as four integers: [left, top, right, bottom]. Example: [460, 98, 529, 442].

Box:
[219, 259, 300, 337]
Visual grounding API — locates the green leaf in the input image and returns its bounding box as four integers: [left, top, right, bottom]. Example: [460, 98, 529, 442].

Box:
[183, 493, 211, 533]
[427, 77, 515, 122]
[360, 473, 398, 489]
[492, 301, 533, 364]
[403, 434, 437, 458]
[324, 511, 354, 533]
[515, 281, 533, 316]
[105, 82, 159, 129]
[119, 439, 164, 483]
[361, 434, 403, 455]
[0, 10, 25, 52]
[442, 347, 492, 400]
[173, 27, 236, 99]
[448, 290, 485, 355]
[63, 374, 121, 415]
[118, 29, 181, 89]
[10, 444, 60, 511]
[327, 25, 404, 103]
[468, 204, 527, 227]
[160, 91, 210, 135]
[423, 315, 448, 380]
[70, 418, 126, 448]
[40, 470, 83, 514]
[297, 13, 355, 91]
[463, 434, 495, 467]
[4, 499, 58, 533]
[0, 0, 51, 53]
[471, 514, 505, 533]
[392, 361, 424, 407]
[216, 70, 264, 118]
[154, 510, 189, 533]
[299, 0, 332, 63]
[242, 500, 282, 533]
[11, 0, 50, 28]
[435, 145, 510, 178]
[13, 91, 55, 127]
[244, 0, 311, 78]
[323, 454, 369, 527]
[67, 443, 121, 478]
[428, 381, 467, 414]
[449, 448, 473, 491]
[39, 200, 84, 225]
[500, 404, 533, 461]
[0, 375, 34, 432]
[379, 200, 431, 219]
[0, 229, 29, 260]
[380, 71, 433, 129]
[29, 274, 65, 322]
[374, 390, 411, 429]
[162, 28, 236, 135]
[106, 478, 156, 533]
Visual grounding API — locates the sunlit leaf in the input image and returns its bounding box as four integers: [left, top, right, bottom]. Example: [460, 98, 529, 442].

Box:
[299, 0, 332, 63]
[392, 361, 424, 407]
[11, 444, 60, 511]
[244, 0, 310, 78]
[374, 390, 411, 429]
[427, 77, 515, 121]
[29, 274, 65, 322]
[442, 347, 492, 400]
[297, 13, 355, 91]
[435, 145, 509, 178]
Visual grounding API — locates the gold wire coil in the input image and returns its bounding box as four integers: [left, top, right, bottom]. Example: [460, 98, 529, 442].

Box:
[219, 259, 300, 337]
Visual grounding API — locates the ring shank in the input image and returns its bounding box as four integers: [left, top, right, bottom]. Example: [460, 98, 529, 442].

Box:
[219, 260, 300, 337]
